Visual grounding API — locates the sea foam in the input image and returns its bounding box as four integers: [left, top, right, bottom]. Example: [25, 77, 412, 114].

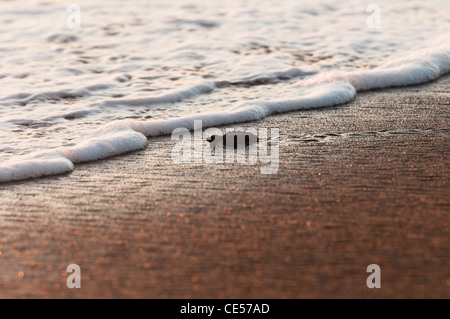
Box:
[0, 154, 74, 183]
[297, 44, 450, 91]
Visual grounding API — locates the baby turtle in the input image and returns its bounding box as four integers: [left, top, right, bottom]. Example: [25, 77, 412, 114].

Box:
[207, 131, 259, 148]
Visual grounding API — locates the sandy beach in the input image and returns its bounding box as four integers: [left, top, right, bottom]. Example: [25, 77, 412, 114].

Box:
[0, 75, 449, 298]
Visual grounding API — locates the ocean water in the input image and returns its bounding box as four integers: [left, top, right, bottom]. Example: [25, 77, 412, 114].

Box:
[0, 0, 449, 182]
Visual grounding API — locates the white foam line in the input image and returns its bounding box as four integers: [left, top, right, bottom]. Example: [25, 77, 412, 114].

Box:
[124, 81, 356, 137]
[297, 45, 450, 92]
[96, 82, 215, 108]
[0, 155, 74, 183]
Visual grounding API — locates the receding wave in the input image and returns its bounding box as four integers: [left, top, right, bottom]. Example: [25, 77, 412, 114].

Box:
[1, 42, 449, 183]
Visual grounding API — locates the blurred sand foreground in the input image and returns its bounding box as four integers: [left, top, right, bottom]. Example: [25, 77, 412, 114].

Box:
[0, 76, 449, 298]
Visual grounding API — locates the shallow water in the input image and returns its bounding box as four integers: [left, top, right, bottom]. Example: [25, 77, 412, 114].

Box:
[0, 0, 449, 181]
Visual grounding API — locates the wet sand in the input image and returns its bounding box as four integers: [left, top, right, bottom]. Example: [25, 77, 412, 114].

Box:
[0, 75, 449, 298]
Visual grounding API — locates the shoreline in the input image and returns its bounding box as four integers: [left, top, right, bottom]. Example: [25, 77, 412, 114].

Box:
[0, 75, 449, 298]
[2, 48, 450, 184]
